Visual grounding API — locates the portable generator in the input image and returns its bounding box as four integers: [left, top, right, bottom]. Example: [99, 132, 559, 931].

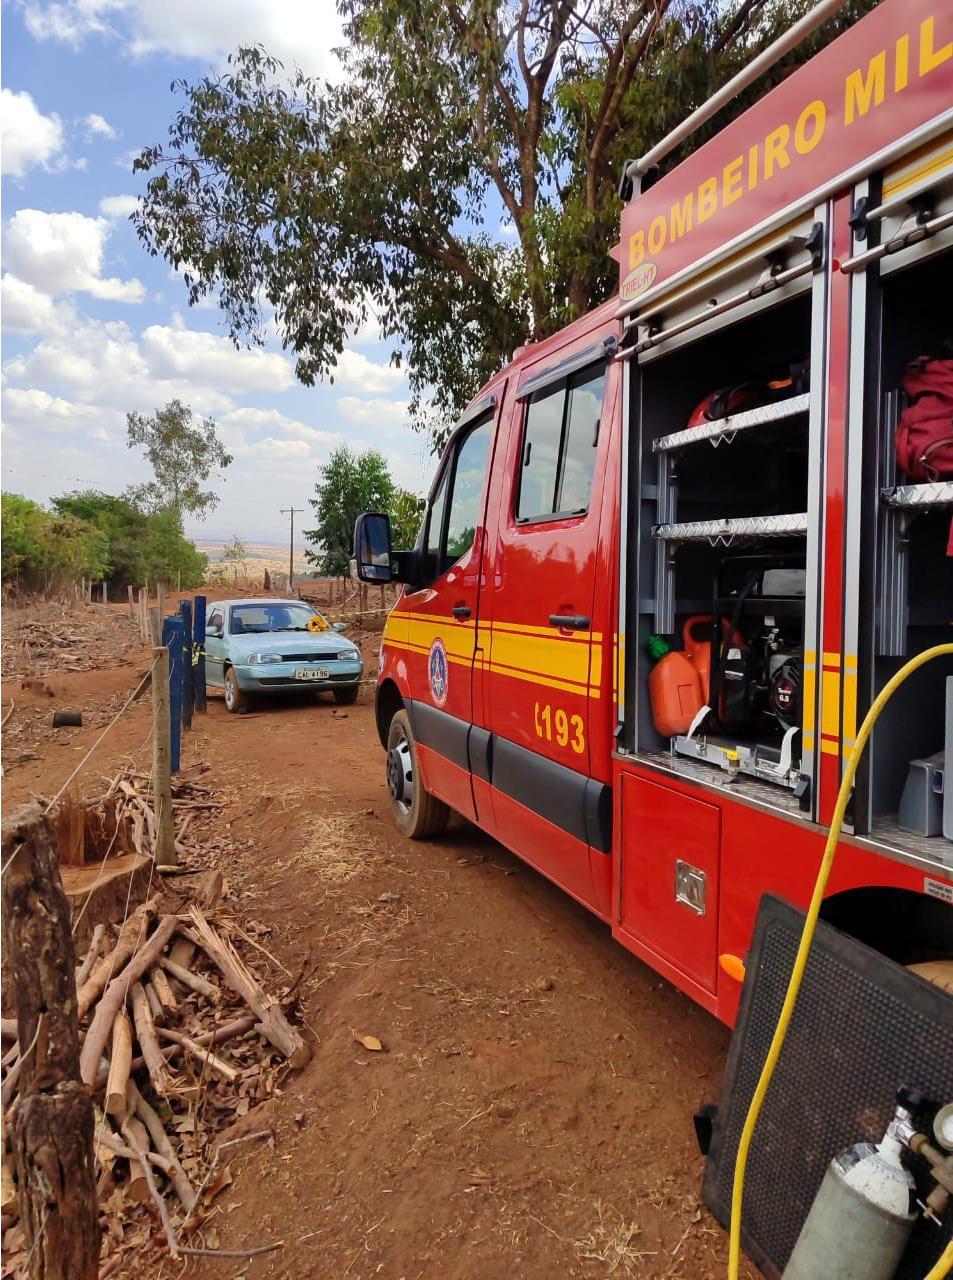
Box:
[708, 553, 806, 736]
[671, 554, 808, 793]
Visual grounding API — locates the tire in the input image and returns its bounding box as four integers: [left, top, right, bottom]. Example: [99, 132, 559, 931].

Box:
[386, 709, 450, 839]
[333, 685, 359, 706]
[223, 667, 248, 714]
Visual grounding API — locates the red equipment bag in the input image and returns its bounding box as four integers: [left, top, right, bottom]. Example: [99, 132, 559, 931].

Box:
[688, 362, 810, 428]
[895, 356, 953, 482]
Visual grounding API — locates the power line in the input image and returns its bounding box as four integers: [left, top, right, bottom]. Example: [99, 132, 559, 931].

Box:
[1, 465, 128, 495]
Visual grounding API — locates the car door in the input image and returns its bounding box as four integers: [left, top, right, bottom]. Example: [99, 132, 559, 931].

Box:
[482, 340, 612, 903]
[398, 405, 498, 822]
[204, 606, 227, 687]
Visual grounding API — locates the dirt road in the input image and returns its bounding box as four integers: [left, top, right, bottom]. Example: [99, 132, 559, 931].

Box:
[1, 602, 751, 1279]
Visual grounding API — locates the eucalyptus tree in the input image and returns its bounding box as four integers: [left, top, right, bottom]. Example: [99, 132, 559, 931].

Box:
[133, 1, 873, 444]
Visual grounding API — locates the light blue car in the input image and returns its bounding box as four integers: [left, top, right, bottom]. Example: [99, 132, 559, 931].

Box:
[204, 598, 364, 713]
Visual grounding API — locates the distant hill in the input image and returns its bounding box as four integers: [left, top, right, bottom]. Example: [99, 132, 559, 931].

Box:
[194, 538, 310, 577]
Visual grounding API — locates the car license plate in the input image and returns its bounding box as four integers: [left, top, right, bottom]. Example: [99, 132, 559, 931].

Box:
[295, 666, 330, 681]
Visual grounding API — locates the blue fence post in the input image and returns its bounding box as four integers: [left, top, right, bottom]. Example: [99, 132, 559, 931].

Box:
[193, 595, 207, 714]
[179, 599, 194, 730]
[162, 616, 184, 774]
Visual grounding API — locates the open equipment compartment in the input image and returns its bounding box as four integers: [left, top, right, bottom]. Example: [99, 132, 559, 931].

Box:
[855, 210, 953, 863]
[627, 286, 817, 815]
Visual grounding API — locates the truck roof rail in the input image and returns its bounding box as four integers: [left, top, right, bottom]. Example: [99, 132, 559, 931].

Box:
[619, 0, 851, 200]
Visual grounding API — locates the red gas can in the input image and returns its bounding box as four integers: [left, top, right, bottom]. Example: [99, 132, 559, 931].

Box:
[648, 616, 711, 736]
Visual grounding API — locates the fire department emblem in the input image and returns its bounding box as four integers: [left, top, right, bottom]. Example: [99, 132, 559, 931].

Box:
[428, 638, 449, 707]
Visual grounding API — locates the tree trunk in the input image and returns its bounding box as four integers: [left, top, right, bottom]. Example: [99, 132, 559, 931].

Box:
[2, 805, 101, 1280]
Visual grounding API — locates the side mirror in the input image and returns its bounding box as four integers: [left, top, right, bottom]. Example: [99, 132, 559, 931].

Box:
[332, 621, 347, 633]
[206, 624, 222, 638]
[353, 512, 393, 583]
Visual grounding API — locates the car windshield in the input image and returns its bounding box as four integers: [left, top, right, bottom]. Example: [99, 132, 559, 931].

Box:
[229, 603, 326, 635]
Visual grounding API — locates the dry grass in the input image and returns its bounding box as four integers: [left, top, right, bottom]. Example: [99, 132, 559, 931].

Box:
[574, 1202, 654, 1275]
[278, 813, 374, 883]
[412, 974, 494, 1008]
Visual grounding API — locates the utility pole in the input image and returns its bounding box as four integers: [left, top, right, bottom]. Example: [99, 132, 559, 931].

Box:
[281, 505, 303, 594]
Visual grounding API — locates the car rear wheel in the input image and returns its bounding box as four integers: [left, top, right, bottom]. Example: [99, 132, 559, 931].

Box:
[224, 668, 248, 714]
[333, 685, 359, 706]
[386, 709, 450, 839]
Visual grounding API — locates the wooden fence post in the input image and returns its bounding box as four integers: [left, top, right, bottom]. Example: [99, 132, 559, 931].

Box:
[156, 581, 166, 626]
[127, 584, 135, 619]
[1, 806, 101, 1279]
[138, 588, 147, 641]
[151, 648, 176, 868]
[101, 581, 107, 604]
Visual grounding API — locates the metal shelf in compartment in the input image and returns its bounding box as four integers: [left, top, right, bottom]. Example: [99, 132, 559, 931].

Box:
[653, 511, 808, 546]
[881, 480, 953, 509]
[653, 393, 809, 454]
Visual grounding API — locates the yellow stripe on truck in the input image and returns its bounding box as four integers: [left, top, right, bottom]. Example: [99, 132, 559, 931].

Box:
[381, 611, 602, 696]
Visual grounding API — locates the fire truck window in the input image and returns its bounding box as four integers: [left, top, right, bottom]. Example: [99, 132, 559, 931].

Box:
[557, 366, 605, 514]
[517, 385, 563, 520]
[425, 464, 450, 571]
[444, 419, 492, 565]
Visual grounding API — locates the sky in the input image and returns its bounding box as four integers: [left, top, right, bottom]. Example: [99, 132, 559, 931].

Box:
[0, 0, 439, 543]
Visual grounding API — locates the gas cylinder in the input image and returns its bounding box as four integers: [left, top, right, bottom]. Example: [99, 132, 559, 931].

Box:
[783, 1098, 918, 1280]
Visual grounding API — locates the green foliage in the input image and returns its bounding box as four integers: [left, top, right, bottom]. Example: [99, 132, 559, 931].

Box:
[126, 399, 233, 520]
[53, 491, 148, 590]
[305, 447, 395, 578]
[2, 489, 208, 594]
[1, 492, 108, 591]
[135, 3, 878, 447]
[139, 508, 208, 589]
[390, 488, 425, 550]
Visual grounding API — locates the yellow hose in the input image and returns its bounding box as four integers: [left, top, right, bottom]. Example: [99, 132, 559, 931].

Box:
[727, 642, 953, 1280]
[924, 1241, 953, 1280]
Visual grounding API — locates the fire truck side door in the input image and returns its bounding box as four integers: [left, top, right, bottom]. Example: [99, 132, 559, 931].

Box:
[482, 357, 608, 905]
[397, 413, 496, 822]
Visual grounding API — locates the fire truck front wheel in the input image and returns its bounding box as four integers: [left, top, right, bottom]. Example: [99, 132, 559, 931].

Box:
[386, 710, 450, 839]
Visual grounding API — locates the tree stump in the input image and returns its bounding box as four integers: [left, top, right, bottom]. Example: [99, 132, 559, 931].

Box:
[2, 804, 100, 1280]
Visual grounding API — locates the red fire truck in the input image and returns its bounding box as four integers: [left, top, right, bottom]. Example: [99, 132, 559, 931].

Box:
[355, 0, 953, 1031]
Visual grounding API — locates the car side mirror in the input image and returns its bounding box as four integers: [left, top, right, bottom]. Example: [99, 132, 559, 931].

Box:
[332, 621, 347, 633]
[206, 624, 222, 638]
[353, 512, 393, 583]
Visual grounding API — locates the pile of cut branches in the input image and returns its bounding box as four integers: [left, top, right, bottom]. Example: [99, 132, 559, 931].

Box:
[2, 889, 311, 1276]
[1, 602, 139, 680]
[47, 767, 223, 870]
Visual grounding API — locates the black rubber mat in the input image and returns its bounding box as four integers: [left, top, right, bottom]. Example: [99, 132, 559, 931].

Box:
[702, 894, 953, 1279]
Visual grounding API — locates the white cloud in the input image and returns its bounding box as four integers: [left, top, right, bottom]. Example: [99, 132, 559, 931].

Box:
[331, 349, 405, 394]
[337, 396, 410, 428]
[3, 209, 145, 303]
[4, 312, 293, 420]
[21, 0, 345, 78]
[99, 194, 139, 219]
[220, 406, 338, 445]
[1, 387, 111, 432]
[84, 111, 117, 139]
[21, 0, 114, 44]
[4, 316, 234, 415]
[140, 324, 294, 394]
[1, 274, 75, 336]
[0, 88, 65, 176]
[241, 436, 312, 460]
